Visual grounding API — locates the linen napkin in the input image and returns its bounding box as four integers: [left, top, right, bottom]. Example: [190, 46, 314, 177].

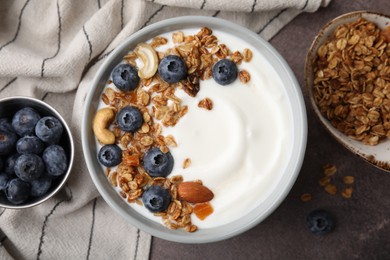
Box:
[0, 0, 330, 259]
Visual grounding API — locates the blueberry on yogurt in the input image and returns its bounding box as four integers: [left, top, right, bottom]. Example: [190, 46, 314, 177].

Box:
[142, 185, 171, 213]
[111, 63, 140, 92]
[143, 147, 174, 178]
[12, 107, 41, 136]
[35, 116, 63, 144]
[158, 55, 187, 83]
[116, 106, 143, 133]
[212, 59, 238, 85]
[98, 144, 122, 168]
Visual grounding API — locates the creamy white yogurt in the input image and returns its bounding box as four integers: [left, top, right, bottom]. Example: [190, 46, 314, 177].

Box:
[98, 29, 293, 229]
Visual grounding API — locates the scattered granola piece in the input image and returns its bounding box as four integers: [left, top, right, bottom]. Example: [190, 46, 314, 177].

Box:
[300, 193, 312, 202]
[239, 70, 251, 84]
[319, 176, 331, 187]
[182, 158, 191, 169]
[324, 184, 337, 195]
[323, 164, 337, 176]
[342, 176, 355, 185]
[341, 187, 353, 199]
[198, 97, 213, 110]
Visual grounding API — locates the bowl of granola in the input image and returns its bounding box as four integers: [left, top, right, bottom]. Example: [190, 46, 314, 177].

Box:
[82, 16, 307, 243]
[305, 11, 390, 171]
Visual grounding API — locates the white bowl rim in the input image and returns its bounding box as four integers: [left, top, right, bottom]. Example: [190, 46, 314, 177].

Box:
[82, 15, 307, 243]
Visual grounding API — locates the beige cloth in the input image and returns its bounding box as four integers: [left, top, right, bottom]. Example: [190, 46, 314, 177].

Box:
[0, 0, 330, 259]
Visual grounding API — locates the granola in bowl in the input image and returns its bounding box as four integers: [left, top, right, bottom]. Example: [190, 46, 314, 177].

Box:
[82, 16, 306, 243]
[306, 11, 390, 171]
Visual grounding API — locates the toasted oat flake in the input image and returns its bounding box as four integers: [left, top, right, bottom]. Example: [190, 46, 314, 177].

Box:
[342, 176, 355, 185]
[341, 187, 353, 199]
[323, 164, 337, 176]
[324, 184, 337, 195]
[319, 176, 331, 187]
[300, 193, 312, 202]
[182, 158, 191, 169]
[239, 70, 251, 84]
[198, 97, 213, 110]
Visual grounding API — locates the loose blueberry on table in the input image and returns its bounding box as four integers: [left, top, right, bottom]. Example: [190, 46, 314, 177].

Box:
[306, 209, 334, 235]
[0, 107, 69, 205]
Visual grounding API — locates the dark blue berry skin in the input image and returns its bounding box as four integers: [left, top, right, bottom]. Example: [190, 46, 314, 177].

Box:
[212, 59, 238, 85]
[98, 144, 122, 167]
[5, 178, 30, 205]
[16, 136, 45, 155]
[0, 118, 15, 133]
[35, 116, 63, 144]
[142, 185, 171, 213]
[4, 153, 20, 176]
[143, 147, 174, 178]
[307, 209, 334, 235]
[12, 107, 41, 137]
[14, 154, 44, 182]
[0, 130, 17, 155]
[158, 55, 187, 83]
[0, 156, 3, 171]
[111, 63, 140, 92]
[116, 106, 143, 133]
[0, 173, 10, 191]
[42, 145, 67, 177]
[30, 175, 52, 197]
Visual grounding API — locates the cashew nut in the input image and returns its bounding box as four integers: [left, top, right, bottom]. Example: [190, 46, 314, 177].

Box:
[93, 107, 116, 144]
[135, 43, 158, 79]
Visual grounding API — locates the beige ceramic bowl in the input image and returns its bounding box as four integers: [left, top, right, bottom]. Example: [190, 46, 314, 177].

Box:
[305, 11, 390, 171]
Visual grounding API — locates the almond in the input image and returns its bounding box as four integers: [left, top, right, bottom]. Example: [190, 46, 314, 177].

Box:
[177, 182, 214, 203]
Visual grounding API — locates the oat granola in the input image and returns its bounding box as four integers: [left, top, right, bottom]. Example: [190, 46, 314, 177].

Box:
[313, 18, 390, 145]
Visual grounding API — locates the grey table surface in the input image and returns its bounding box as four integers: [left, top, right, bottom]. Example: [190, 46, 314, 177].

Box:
[150, 1, 390, 259]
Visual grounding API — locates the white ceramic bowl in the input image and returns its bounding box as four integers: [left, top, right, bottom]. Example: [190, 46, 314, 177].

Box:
[82, 16, 307, 243]
[0, 96, 74, 209]
[305, 11, 390, 171]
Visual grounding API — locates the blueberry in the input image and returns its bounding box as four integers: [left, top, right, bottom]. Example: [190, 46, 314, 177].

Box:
[143, 147, 174, 177]
[306, 209, 334, 235]
[42, 145, 68, 177]
[116, 106, 143, 133]
[98, 144, 122, 167]
[12, 107, 41, 136]
[212, 59, 238, 85]
[5, 178, 30, 205]
[158, 55, 187, 83]
[0, 130, 17, 155]
[30, 175, 52, 197]
[142, 185, 171, 213]
[0, 173, 10, 191]
[14, 154, 44, 182]
[4, 153, 20, 175]
[35, 116, 63, 144]
[16, 136, 45, 154]
[0, 118, 15, 133]
[111, 64, 140, 92]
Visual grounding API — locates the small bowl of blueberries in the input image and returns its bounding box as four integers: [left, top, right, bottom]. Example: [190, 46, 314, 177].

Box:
[0, 96, 74, 209]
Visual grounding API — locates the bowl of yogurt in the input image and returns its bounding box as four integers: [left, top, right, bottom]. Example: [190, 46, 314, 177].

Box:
[82, 16, 307, 243]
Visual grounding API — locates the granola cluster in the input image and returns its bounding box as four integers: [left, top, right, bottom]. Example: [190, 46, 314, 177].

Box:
[313, 18, 390, 145]
[98, 27, 253, 232]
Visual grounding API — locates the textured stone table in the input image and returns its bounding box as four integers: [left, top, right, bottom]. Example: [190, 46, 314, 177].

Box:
[151, 1, 390, 259]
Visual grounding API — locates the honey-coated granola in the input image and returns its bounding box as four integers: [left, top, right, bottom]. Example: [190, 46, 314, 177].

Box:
[98, 27, 252, 232]
[313, 18, 390, 145]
